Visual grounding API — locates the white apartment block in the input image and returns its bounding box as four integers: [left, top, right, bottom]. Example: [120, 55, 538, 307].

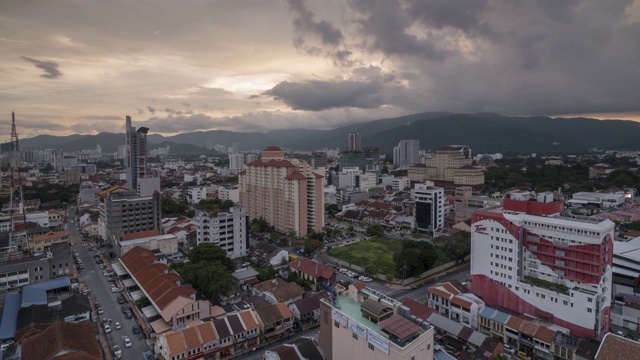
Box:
[219, 187, 240, 203]
[229, 153, 245, 174]
[196, 207, 248, 259]
[392, 177, 410, 191]
[470, 192, 614, 339]
[426, 282, 485, 328]
[188, 186, 208, 205]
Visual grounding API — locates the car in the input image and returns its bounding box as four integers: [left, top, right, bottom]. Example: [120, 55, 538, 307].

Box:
[125, 311, 133, 319]
[1, 340, 14, 351]
[121, 305, 130, 313]
[132, 325, 142, 334]
[79, 265, 85, 270]
[97, 308, 104, 315]
[359, 276, 373, 282]
[111, 286, 123, 293]
[103, 270, 114, 276]
[117, 296, 125, 304]
[99, 264, 106, 269]
[81, 289, 91, 295]
[113, 345, 122, 357]
[115, 321, 122, 330]
[504, 344, 515, 354]
[339, 268, 349, 273]
[123, 336, 132, 348]
[104, 324, 111, 333]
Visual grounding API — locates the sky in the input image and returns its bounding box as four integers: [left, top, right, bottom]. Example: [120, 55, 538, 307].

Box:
[2, 0, 640, 138]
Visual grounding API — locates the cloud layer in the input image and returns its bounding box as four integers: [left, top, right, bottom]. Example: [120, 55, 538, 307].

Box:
[1, 0, 640, 137]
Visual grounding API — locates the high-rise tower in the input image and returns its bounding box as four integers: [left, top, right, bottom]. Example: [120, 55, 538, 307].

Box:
[125, 116, 149, 191]
[348, 132, 361, 151]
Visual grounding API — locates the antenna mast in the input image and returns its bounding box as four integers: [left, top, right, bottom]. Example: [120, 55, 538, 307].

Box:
[7, 111, 30, 260]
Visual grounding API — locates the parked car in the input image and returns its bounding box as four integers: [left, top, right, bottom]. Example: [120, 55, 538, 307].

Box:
[125, 311, 133, 319]
[132, 325, 142, 334]
[81, 289, 91, 295]
[117, 296, 125, 304]
[123, 336, 132, 348]
[113, 345, 122, 357]
[121, 305, 131, 314]
[115, 322, 122, 330]
[104, 324, 111, 333]
[111, 286, 123, 293]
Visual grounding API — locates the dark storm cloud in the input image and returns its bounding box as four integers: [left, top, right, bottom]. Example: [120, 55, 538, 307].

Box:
[405, 0, 494, 37]
[20, 56, 63, 79]
[265, 79, 386, 111]
[285, 0, 354, 66]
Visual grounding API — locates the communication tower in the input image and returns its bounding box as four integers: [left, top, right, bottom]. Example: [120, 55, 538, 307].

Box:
[6, 112, 29, 259]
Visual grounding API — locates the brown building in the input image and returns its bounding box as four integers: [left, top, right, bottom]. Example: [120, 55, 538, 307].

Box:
[238, 146, 324, 237]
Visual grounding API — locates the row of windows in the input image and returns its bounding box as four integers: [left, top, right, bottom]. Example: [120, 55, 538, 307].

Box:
[524, 221, 601, 237]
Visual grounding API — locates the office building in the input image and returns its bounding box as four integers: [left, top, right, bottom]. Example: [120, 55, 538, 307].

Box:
[412, 182, 445, 234]
[348, 132, 361, 151]
[195, 207, 248, 259]
[238, 146, 324, 237]
[137, 176, 161, 197]
[98, 186, 162, 246]
[219, 187, 240, 203]
[319, 282, 434, 360]
[469, 191, 614, 338]
[393, 140, 420, 168]
[125, 115, 149, 191]
[187, 186, 208, 205]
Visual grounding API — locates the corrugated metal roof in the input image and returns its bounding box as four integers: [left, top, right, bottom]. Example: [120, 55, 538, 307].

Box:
[0, 292, 21, 340]
[428, 313, 463, 336]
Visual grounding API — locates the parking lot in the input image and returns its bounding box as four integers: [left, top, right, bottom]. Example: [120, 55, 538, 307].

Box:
[68, 209, 150, 359]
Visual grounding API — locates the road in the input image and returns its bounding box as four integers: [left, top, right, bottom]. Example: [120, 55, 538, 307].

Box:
[386, 265, 470, 303]
[68, 206, 151, 359]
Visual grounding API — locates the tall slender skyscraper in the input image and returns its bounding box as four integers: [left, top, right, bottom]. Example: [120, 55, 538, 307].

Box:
[125, 116, 149, 191]
[347, 132, 361, 151]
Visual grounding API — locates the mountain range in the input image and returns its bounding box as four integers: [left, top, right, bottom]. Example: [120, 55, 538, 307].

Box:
[19, 112, 640, 155]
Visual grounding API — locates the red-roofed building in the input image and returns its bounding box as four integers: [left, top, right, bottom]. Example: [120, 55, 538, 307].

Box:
[427, 281, 484, 328]
[288, 258, 336, 289]
[239, 146, 324, 237]
[119, 246, 212, 330]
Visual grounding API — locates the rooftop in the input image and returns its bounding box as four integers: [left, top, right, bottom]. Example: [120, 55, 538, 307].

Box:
[595, 333, 640, 360]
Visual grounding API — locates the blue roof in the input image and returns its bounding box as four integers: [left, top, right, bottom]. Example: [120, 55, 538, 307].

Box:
[22, 277, 71, 308]
[434, 348, 456, 360]
[0, 293, 21, 341]
[479, 305, 511, 324]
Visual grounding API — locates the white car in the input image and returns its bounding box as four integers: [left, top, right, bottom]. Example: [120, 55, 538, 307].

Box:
[113, 345, 122, 356]
[104, 324, 112, 333]
[115, 322, 122, 330]
[111, 286, 123, 293]
[358, 276, 373, 282]
[123, 336, 132, 348]
[339, 268, 349, 273]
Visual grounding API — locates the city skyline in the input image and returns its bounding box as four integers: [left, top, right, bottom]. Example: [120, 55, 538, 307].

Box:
[2, 0, 640, 138]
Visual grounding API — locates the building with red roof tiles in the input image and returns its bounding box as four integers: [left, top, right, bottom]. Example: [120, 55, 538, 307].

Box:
[154, 321, 221, 360]
[238, 146, 324, 237]
[427, 280, 484, 328]
[288, 258, 336, 289]
[119, 246, 211, 331]
[19, 321, 101, 360]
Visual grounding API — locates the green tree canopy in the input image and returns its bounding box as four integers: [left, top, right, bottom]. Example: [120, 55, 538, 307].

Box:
[304, 239, 324, 254]
[249, 218, 269, 233]
[366, 224, 385, 237]
[188, 243, 235, 272]
[433, 232, 471, 263]
[197, 198, 235, 212]
[393, 240, 438, 278]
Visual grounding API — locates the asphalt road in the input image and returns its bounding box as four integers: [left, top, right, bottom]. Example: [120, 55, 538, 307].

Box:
[386, 265, 470, 303]
[68, 206, 150, 359]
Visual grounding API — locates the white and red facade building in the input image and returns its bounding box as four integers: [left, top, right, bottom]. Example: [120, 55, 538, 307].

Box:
[470, 191, 614, 339]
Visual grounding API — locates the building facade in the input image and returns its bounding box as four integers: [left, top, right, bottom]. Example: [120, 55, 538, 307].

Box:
[238, 146, 324, 237]
[195, 207, 249, 259]
[348, 132, 361, 151]
[125, 115, 149, 191]
[98, 186, 162, 245]
[424, 146, 484, 190]
[412, 182, 445, 234]
[469, 191, 614, 338]
[393, 139, 420, 168]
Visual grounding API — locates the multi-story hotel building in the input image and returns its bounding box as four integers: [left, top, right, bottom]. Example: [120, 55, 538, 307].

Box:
[319, 283, 434, 360]
[195, 207, 248, 259]
[238, 146, 324, 237]
[419, 146, 484, 191]
[469, 191, 614, 338]
[124, 115, 148, 191]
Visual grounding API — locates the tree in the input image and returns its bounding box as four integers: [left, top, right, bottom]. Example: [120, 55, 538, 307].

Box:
[393, 240, 438, 278]
[188, 243, 235, 272]
[255, 265, 278, 282]
[135, 296, 151, 309]
[249, 218, 269, 233]
[364, 264, 378, 276]
[366, 224, 385, 238]
[307, 231, 325, 242]
[433, 232, 471, 263]
[197, 198, 235, 212]
[304, 239, 324, 255]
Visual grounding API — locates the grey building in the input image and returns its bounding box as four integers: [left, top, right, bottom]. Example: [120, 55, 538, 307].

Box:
[99, 187, 162, 245]
[0, 242, 73, 291]
[78, 185, 100, 205]
[125, 115, 149, 191]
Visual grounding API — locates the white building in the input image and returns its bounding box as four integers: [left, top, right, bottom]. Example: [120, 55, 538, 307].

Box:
[568, 191, 626, 208]
[187, 186, 208, 205]
[137, 176, 161, 197]
[412, 182, 445, 234]
[393, 139, 420, 168]
[229, 153, 245, 174]
[219, 187, 240, 203]
[426, 281, 485, 328]
[195, 207, 248, 259]
[392, 177, 411, 191]
[469, 192, 614, 339]
[0, 211, 50, 233]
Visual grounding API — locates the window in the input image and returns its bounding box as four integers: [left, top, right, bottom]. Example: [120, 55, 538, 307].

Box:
[587, 308, 592, 313]
[353, 333, 358, 340]
[334, 320, 339, 328]
[368, 343, 375, 351]
[588, 297, 593, 303]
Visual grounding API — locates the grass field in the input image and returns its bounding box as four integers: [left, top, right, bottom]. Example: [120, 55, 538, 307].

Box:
[328, 237, 403, 276]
